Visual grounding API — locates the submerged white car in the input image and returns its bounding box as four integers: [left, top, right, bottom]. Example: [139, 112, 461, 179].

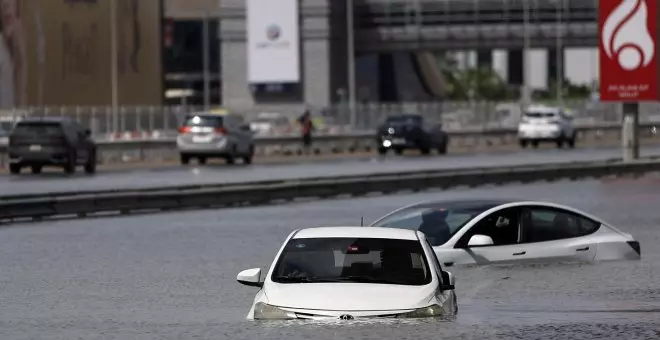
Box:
[236, 226, 458, 320]
[369, 199, 641, 267]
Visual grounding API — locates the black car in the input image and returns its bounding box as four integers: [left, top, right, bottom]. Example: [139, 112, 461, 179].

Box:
[376, 114, 448, 155]
[7, 117, 97, 175]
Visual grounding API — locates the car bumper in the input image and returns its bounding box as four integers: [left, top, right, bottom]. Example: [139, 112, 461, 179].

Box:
[9, 152, 69, 165]
[378, 136, 415, 148]
[518, 127, 562, 140]
[177, 138, 230, 154]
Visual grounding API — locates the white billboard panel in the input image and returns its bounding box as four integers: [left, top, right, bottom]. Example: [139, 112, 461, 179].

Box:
[246, 0, 301, 84]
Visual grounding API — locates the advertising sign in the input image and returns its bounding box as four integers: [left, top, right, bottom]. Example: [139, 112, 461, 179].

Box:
[246, 0, 300, 84]
[1, 0, 163, 108]
[599, 0, 659, 101]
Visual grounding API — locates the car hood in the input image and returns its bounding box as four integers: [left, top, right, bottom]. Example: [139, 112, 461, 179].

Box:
[263, 282, 436, 311]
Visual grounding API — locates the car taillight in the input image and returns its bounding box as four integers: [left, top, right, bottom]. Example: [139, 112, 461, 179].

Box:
[215, 127, 227, 134]
[178, 126, 191, 133]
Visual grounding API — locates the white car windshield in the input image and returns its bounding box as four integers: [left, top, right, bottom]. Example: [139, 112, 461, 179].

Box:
[271, 237, 431, 286]
[371, 203, 498, 246]
[524, 111, 557, 119]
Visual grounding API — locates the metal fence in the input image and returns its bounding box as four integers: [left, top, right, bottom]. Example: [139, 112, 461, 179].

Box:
[2, 99, 660, 140]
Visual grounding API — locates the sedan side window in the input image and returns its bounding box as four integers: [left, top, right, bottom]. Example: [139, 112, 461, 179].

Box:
[456, 207, 521, 247]
[521, 207, 600, 243]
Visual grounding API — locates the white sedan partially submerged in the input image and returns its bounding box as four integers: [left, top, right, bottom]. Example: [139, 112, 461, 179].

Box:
[369, 199, 641, 267]
[236, 226, 458, 320]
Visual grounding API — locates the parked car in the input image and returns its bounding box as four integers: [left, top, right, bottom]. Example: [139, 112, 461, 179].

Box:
[236, 226, 457, 320]
[369, 199, 641, 267]
[176, 111, 255, 165]
[518, 105, 576, 148]
[376, 114, 448, 155]
[7, 117, 97, 175]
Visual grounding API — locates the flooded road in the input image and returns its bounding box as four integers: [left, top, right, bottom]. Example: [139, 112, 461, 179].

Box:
[1, 175, 659, 339]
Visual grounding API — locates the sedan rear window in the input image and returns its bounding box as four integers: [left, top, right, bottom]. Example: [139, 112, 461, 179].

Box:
[12, 122, 63, 136]
[271, 237, 431, 286]
[524, 111, 556, 118]
[183, 115, 224, 127]
[386, 115, 422, 126]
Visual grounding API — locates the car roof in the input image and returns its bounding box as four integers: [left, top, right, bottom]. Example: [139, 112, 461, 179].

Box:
[525, 105, 560, 113]
[293, 226, 420, 241]
[16, 116, 71, 124]
[396, 199, 517, 211]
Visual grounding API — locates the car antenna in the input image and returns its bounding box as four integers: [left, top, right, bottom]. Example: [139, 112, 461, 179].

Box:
[360, 216, 364, 226]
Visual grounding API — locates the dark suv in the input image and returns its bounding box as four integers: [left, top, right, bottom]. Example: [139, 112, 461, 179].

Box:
[7, 117, 97, 175]
[376, 114, 448, 155]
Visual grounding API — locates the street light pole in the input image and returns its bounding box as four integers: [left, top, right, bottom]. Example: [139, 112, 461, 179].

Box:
[521, 0, 531, 109]
[347, 0, 357, 128]
[110, 0, 119, 134]
[556, 0, 563, 107]
[202, 13, 211, 111]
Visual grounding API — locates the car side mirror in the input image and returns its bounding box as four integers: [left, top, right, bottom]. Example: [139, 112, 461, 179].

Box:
[440, 270, 455, 290]
[467, 234, 494, 247]
[237, 268, 263, 287]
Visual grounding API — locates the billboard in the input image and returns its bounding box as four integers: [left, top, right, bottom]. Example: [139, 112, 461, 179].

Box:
[246, 0, 300, 84]
[0, 0, 163, 108]
[599, 0, 659, 101]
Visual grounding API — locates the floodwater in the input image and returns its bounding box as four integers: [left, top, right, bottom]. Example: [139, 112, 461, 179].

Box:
[1, 176, 660, 339]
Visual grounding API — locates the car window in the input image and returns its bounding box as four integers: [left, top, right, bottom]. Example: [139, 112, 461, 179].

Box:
[12, 122, 63, 136]
[372, 205, 494, 246]
[524, 111, 556, 119]
[521, 207, 600, 243]
[183, 115, 224, 127]
[271, 237, 431, 286]
[456, 207, 521, 247]
[386, 115, 422, 126]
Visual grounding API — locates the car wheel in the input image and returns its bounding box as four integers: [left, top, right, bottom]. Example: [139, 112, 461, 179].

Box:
[556, 137, 564, 148]
[63, 152, 76, 174]
[180, 154, 190, 165]
[519, 139, 528, 148]
[394, 148, 404, 155]
[31, 165, 42, 174]
[420, 147, 431, 155]
[9, 164, 21, 175]
[377, 147, 387, 155]
[198, 157, 207, 165]
[531, 140, 539, 148]
[242, 145, 254, 164]
[437, 143, 447, 155]
[84, 150, 97, 174]
[567, 134, 576, 148]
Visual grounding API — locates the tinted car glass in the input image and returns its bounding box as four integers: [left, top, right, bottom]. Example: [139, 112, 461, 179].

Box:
[386, 115, 422, 126]
[523, 208, 600, 243]
[524, 111, 556, 118]
[271, 237, 431, 286]
[183, 115, 224, 127]
[12, 122, 63, 135]
[371, 203, 497, 246]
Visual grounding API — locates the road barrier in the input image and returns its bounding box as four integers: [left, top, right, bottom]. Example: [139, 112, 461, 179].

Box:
[1, 157, 659, 224]
[1, 122, 658, 167]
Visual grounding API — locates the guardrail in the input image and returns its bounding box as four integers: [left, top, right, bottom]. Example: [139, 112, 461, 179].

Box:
[1, 157, 659, 224]
[0, 122, 658, 167]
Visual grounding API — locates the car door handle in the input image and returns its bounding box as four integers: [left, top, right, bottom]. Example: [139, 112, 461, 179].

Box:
[576, 246, 590, 252]
[512, 251, 526, 256]
[443, 262, 454, 267]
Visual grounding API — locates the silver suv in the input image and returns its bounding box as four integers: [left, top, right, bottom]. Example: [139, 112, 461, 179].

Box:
[176, 111, 255, 165]
[517, 105, 576, 149]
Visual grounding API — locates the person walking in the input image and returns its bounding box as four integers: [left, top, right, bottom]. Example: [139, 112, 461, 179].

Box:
[298, 110, 314, 154]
